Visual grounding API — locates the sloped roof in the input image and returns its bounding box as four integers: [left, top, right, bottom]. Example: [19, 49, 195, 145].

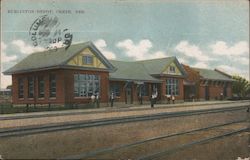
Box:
[109, 60, 162, 82]
[4, 42, 115, 75]
[139, 57, 187, 76]
[137, 57, 174, 75]
[109, 57, 186, 82]
[193, 68, 233, 81]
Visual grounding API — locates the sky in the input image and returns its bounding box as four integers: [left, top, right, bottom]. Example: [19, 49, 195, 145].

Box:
[1, 0, 249, 89]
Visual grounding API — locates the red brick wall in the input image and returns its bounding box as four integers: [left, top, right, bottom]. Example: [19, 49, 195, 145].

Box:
[178, 78, 184, 100]
[12, 75, 19, 104]
[12, 69, 110, 105]
[159, 77, 184, 101]
[198, 81, 233, 100]
[227, 83, 232, 97]
[11, 69, 233, 105]
[160, 77, 166, 100]
[199, 86, 205, 99]
[209, 85, 223, 99]
[12, 69, 65, 104]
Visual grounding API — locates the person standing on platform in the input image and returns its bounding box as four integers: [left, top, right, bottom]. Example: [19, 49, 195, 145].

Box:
[91, 94, 95, 107]
[95, 92, 100, 108]
[139, 92, 143, 105]
[220, 92, 223, 101]
[150, 93, 154, 108]
[155, 90, 158, 104]
[166, 94, 171, 104]
[110, 92, 115, 107]
[171, 95, 175, 104]
[151, 91, 157, 108]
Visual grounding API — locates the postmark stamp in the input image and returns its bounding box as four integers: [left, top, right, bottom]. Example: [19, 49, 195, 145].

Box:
[29, 15, 73, 50]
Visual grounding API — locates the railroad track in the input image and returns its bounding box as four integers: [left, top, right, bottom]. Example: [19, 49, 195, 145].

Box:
[137, 127, 249, 160]
[0, 100, 249, 121]
[60, 119, 248, 160]
[0, 105, 248, 138]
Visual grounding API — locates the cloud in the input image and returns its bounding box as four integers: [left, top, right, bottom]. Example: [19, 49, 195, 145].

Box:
[217, 65, 239, 73]
[210, 41, 249, 66]
[94, 39, 116, 60]
[192, 62, 209, 68]
[175, 41, 212, 62]
[175, 40, 249, 78]
[234, 56, 249, 65]
[217, 64, 249, 80]
[1, 73, 11, 89]
[1, 42, 17, 63]
[116, 39, 166, 60]
[2, 53, 17, 63]
[210, 41, 249, 56]
[1, 41, 7, 51]
[12, 40, 44, 55]
[1, 42, 15, 89]
[152, 51, 165, 59]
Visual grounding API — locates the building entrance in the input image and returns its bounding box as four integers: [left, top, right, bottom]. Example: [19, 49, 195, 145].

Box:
[125, 87, 132, 104]
[184, 85, 196, 101]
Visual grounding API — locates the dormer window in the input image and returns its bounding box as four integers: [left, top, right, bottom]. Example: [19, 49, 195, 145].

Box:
[169, 66, 176, 73]
[82, 55, 93, 65]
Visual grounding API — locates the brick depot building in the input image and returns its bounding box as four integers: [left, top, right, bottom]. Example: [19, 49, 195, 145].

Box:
[4, 42, 233, 106]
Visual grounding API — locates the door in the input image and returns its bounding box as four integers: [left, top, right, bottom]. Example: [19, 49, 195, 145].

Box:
[126, 87, 132, 104]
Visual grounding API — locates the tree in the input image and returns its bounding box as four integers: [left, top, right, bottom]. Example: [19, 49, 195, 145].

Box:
[232, 75, 250, 97]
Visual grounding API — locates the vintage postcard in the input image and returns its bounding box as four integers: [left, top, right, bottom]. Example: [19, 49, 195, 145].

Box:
[0, 0, 249, 159]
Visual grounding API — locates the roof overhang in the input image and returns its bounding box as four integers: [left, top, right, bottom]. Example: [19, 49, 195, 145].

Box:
[152, 74, 187, 78]
[3, 66, 62, 75]
[109, 78, 162, 83]
[3, 65, 111, 75]
[200, 78, 235, 82]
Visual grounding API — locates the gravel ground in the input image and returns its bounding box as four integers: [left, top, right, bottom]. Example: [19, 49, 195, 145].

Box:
[159, 132, 250, 160]
[0, 109, 248, 159]
[0, 102, 249, 129]
[94, 123, 248, 160]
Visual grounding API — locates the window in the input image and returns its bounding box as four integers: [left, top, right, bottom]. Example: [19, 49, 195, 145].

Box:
[74, 74, 100, 97]
[166, 78, 179, 95]
[18, 78, 24, 98]
[138, 84, 149, 96]
[38, 76, 45, 98]
[28, 77, 34, 98]
[169, 66, 176, 73]
[82, 55, 93, 65]
[49, 74, 56, 97]
[110, 84, 120, 97]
